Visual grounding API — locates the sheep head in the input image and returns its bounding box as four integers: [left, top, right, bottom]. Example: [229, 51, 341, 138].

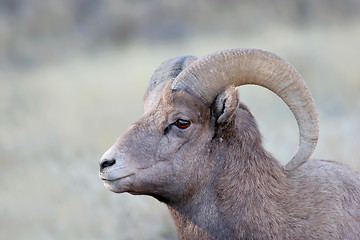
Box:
[99, 55, 217, 201]
[99, 81, 234, 201]
[99, 48, 319, 202]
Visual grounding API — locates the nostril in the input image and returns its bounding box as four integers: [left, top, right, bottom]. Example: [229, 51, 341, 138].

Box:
[100, 159, 116, 171]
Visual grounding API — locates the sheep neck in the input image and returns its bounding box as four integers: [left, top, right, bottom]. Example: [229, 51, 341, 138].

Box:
[167, 185, 233, 239]
[167, 148, 291, 239]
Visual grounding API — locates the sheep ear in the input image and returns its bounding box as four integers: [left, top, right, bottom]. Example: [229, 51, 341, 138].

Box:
[213, 86, 240, 125]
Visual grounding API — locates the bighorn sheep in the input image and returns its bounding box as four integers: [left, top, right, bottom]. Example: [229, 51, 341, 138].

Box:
[99, 48, 360, 239]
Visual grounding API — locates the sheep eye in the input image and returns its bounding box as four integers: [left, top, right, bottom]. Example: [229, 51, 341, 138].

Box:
[174, 119, 191, 129]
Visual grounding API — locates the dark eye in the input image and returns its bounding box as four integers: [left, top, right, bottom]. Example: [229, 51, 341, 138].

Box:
[174, 119, 191, 129]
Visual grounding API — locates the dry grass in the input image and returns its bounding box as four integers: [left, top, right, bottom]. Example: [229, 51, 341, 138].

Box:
[1, 22, 360, 239]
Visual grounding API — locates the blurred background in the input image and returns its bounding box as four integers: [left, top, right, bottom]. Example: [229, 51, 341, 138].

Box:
[1, 0, 359, 239]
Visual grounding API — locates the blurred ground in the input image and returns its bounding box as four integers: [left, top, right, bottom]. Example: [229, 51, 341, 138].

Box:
[1, 1, 360, 239]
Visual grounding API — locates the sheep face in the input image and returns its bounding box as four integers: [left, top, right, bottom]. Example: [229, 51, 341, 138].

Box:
[99, 82, 236, 202]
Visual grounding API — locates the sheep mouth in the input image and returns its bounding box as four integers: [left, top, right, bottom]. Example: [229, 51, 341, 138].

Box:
[100, 173, 135, 182]
[101, 173, 136, 193]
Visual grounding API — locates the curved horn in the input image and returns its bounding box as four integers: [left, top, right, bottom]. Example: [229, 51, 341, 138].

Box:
[144, 55, 198, 111]
[172, 48, 319, 171]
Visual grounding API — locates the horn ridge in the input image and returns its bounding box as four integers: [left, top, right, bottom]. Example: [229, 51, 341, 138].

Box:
[172, 48, 319, 170]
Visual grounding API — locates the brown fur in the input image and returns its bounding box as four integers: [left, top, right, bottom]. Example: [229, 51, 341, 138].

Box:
[99, 84, 360, 239]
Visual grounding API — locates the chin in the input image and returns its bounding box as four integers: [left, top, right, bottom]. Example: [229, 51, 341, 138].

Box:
[103, 180, 131, 194]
